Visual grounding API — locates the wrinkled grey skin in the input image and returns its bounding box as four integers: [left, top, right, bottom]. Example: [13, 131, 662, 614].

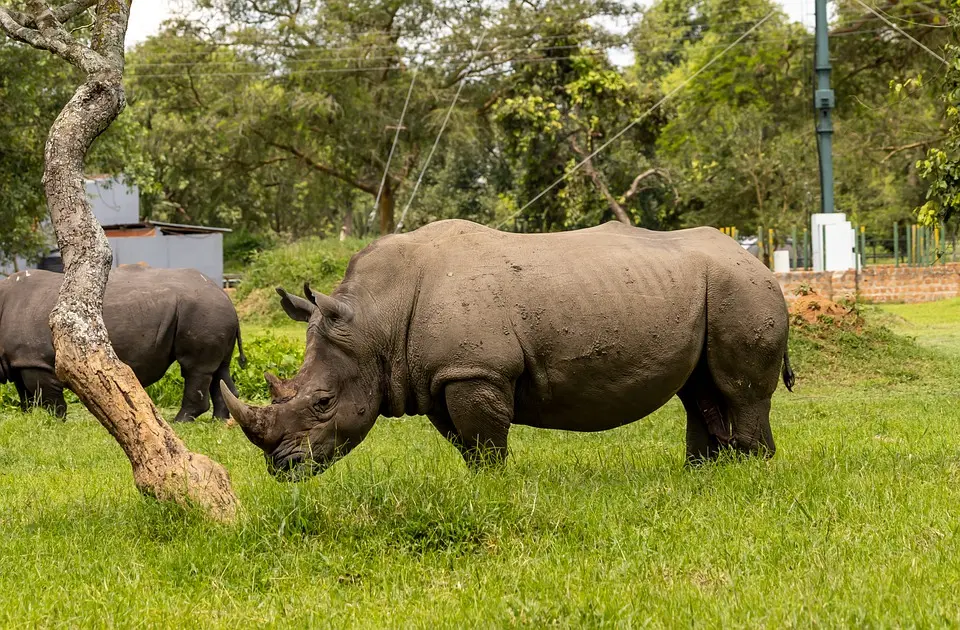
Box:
[0, 266, 246, 422]
[222, 219, 795, 480]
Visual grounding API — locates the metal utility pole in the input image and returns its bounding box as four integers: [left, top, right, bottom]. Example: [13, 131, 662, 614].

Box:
[815, 0, 835, 213]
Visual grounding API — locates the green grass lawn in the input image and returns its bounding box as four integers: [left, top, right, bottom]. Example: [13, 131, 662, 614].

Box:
[3, 312, 960, 627]
[875, 298, 960, 356]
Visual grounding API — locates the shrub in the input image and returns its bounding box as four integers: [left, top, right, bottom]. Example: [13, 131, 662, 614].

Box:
[223, 229, 278, 273]
[235, 237, 370, 322]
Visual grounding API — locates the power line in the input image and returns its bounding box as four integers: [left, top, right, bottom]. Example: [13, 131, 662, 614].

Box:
[127, 24, 936, 81]
[850, 0, 947, 64]
[124, 18, 943, 74]
[394, 33, 488, 233]
[129, 31, 625, 57]
[494, 10, 777, 230]
[127, 12, 938, 63]
[128, 51, 609, 79]
[370, 68, 418, 228]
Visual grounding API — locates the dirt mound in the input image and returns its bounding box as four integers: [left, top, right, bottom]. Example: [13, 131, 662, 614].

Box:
[790, 290, 863, 331]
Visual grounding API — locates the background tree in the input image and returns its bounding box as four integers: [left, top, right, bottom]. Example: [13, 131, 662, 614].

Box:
[71, 0, 956, 248]
[916, 3, 960, 229]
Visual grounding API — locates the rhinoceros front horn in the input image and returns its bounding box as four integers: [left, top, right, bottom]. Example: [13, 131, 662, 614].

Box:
[220, 381, 274, 445]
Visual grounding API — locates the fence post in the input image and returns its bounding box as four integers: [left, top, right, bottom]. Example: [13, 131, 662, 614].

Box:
[935, 223, 939, 264]
[893, 221, 899, 267]
[758, 227, 764, 266]
[854, 225, 861, 274]
[821, 225, 827, 270]
[768, 228, 775, 270]
[909, 224, 916, 265]
[791, 227, 797, 269]
[918, 226, 924, 266]
[859, 225, 866, 269]
[803, 229, 810, 270]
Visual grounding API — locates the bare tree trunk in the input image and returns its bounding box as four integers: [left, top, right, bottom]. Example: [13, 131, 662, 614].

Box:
[1, 0, 237, 521]
[339, 209, 354, 241]
[379, 179, 396, 234]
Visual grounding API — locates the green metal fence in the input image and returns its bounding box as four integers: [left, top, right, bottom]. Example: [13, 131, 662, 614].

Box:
[716, 222, 955, 270]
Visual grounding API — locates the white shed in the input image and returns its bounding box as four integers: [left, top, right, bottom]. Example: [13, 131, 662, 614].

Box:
[1, 175, 231, 286]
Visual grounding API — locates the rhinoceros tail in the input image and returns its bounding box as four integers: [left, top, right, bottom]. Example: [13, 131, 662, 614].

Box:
[236, 328, 248, 369]
[782, 351, 795, 392]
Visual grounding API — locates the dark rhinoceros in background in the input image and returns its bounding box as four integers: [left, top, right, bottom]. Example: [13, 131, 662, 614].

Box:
[0, 265, 246, 422]
[222, 219, 794, 480]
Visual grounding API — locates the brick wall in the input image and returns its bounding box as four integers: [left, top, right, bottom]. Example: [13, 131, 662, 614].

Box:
[776, 263, 960, 304]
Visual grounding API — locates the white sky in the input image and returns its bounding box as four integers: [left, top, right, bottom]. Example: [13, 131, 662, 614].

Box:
[127, 0, 816, 60]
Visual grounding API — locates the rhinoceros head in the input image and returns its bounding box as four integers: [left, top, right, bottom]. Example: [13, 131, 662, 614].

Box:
[221, 283, 382, 481]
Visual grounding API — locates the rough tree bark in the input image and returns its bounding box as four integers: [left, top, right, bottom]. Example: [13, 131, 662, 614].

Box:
[0, 0, 237, 521]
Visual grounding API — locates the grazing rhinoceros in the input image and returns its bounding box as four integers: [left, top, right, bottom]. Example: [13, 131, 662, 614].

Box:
[0, 265, 246, 422]
[221, 219, 794, 479]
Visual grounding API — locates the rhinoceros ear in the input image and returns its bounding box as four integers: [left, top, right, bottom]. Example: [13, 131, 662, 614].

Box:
[276, 287, 315, 322]
[304, 282, 354, 323]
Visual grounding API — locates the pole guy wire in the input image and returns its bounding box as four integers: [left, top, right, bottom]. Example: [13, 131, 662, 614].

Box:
[394, 32, 487, 233]
[370, 68, 419, 226]
[851, 0, 947, 64]
[494, 10, 776, 230]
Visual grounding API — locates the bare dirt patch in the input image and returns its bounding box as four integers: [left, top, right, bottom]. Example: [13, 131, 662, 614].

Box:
[790, 289, 863, 331]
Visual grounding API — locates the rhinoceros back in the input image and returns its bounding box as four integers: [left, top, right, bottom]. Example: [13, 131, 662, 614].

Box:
[0, 267, 239, 386]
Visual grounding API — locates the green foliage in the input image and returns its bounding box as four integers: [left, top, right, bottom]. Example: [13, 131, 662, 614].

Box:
[3, 0, 956, 254]
[0, 44, 78, 263]
[223, 229, 278, 272]
[237, 236, 367, 299]
[917, 32, 960, 224]
[146, 330, 305, 406]
[232, 236, 369, 322]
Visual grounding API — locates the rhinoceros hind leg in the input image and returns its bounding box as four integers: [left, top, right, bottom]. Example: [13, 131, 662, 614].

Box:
[174, 371, 212, 422]
[19, 368, 67, 419]
[677, 365, 725, 465]
[443, 379, 512, 470]
[210, 362, 237, 420]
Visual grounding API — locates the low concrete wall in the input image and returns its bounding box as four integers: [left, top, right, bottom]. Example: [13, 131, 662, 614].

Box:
[776, 263, 960, 304]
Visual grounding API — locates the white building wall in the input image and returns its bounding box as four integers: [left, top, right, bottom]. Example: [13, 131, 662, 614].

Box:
[86, 176, 140, 226]
[165, 233, 224, 287]
[107, 233, 224, 287]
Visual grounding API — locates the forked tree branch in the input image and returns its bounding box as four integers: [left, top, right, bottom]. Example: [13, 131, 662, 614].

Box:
[0, 0, 107, 72]
[3, 0, 95, 29]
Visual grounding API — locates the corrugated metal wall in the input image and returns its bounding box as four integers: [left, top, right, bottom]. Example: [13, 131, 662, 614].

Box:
[110, 233, 224, 287]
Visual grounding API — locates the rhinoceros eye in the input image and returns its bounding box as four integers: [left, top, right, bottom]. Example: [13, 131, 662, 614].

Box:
[312, 396, 332, 413]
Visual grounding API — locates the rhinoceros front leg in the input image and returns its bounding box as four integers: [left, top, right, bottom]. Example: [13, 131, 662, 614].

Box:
[442, 379, 513, 470]
[19, 368, 68, 419]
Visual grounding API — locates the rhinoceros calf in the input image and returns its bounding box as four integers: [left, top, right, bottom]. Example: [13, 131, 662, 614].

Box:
[222, 219, 794, 479]
[0, 266, 246, 422]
